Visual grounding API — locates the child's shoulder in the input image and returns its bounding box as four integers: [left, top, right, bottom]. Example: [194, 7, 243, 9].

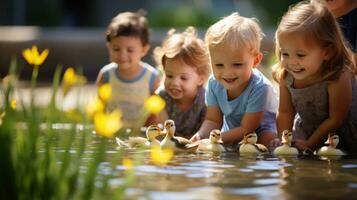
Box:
[100, 62, 118, 73]
[250, 68, 275, 89]
[141, 62, 160, 75]
[207, 75, 223, 90]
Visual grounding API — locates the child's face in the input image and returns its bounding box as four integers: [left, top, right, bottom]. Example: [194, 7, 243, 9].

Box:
[209, 44, 261, 93]
[278, 32, 330, 82]
[163, 58, 203, 102]
[106, 36, 149, 70]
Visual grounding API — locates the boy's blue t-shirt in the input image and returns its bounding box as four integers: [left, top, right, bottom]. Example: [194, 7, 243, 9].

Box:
[206, 68, 278, 134]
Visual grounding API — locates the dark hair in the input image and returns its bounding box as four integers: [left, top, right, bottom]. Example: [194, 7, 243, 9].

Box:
[105, 10, 149, 45]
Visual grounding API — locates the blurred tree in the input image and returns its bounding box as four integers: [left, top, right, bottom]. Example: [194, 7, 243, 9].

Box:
[250, 0, 300, 27]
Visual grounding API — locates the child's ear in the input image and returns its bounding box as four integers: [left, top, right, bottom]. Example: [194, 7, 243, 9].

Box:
[197, 75, 205, 86]
[142, 44, 150, 56]
[253, 52, 263, 68]
[106, 42, 111, 49]
[323, 44, 334, 60]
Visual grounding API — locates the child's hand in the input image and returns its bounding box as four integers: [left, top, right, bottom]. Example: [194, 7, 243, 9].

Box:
[190, 133, 200, 142]
[268, 138, 281, 149]
[292, 139, 309, 151]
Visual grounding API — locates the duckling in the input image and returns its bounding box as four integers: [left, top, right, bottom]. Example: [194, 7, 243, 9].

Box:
[160, 119, 198, 153]
[239, 132, 268, 154]
[273, 130, 299, 156]
[116, 125, 162, 148]
[316, 133, 346, 156]
[196, 129, 226, 153]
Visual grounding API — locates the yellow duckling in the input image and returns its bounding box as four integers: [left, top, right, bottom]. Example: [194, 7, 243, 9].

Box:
[316, 133, 346, 156]
[273, 130, 299, 156]
[196, 129, 226, 153]
[239, 132, 268, 154]
[160, 119, 198, 153]
[116, 125, 162, 148]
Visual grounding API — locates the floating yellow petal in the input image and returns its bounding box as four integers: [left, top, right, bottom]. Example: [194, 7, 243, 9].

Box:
[144, 95, 165, 114]
[22, 45, 49, 66]
[94, 110, 122, 138]
[98, 84, 112, 103]
[122, 158, 133, 170]
[86, 98, 105, 118]
[150, 146, 173, 166]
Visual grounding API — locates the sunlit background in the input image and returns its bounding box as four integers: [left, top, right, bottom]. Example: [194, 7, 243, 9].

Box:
[0, 0, 299, 82]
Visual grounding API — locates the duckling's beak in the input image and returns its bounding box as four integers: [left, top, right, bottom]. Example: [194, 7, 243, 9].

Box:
[281, 135, 288, 144]
[324, 137, 332, 144]
[238, 137, 246, 144]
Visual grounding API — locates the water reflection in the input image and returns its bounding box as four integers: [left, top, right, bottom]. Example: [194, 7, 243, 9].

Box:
[53, 133, 357, 199]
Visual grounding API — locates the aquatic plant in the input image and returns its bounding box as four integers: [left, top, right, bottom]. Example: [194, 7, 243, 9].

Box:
[0, 45, 169, 199]
[0, 46, 120, 199]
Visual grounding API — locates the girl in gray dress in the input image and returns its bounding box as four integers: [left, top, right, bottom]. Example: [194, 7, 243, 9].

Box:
[273, 1, 357, 153]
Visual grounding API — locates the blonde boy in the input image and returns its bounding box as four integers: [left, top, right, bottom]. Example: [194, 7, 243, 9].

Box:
[190, 13, 278, 146]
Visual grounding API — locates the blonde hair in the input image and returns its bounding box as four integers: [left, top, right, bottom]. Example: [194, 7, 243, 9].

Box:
[154, 27, 211, 84]
[273, 1, 355, 82]
[205, 12, 263, 55]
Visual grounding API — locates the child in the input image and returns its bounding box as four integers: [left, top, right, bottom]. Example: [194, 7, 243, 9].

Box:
[153, 27, 211, 139]
[273, 1, 357, 153]
[190, 13, 278, 147]
[96, 11, 161, 130]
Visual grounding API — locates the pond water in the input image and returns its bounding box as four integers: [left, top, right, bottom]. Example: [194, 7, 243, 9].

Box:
[80, 135, 357, 200]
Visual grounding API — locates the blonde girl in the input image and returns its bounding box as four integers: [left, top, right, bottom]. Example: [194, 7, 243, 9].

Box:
[153, 27, 211, 139]
[273, 1, 357, 153]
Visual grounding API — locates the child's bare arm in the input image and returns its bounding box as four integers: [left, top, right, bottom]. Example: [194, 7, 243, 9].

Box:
[221, 112, 264, 144]
[190, 106, 222, 142]
[151, 76, 161, 95]
[276, 78, 296, 136]
[304, 70, 353, 150]
[96, 71, 104, 87]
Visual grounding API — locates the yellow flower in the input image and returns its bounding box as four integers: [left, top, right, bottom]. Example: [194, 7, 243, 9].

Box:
[85, 98, 105, 118]
[122, 158, 133, 170]
[63, 67, 76, 86]
[22, 45, 49, 66]
[10, 99, 16, 109]
[98, 84, 112, 103]
[94, 110, 122, 138]
[150, 146, 173, 166]
[144, 95, 165, 114]
[62, 67, 88, 97]
[62, 67, 77, 96]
